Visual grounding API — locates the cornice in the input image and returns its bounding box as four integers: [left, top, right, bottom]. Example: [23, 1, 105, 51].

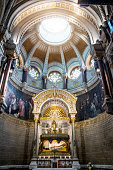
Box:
[0, 113, 34, 127]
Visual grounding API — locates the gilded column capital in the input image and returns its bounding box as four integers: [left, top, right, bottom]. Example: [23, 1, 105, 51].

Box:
[69, 112, 77, 116]
[70, 113, 76, 123]
[34, 113, 40, 122]
[34, 117, 39, 122]
[71, 117, 76, 122]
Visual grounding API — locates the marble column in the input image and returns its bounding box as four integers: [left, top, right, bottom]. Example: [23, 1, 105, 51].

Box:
[82, 67, 87, 91]
[36, 122, 40, 155]
[0, 56, 12, 95]
[0, 40, 16, 113]
[71, 115, 77, 158]
[29, 114, 40, 169]
[93, 41, 113, 114]
[63, 75, 67, 89]
[93, 41, 110, 98]
[22, 67, 28, 83]
[103, 58, 113, 98]
[70, 114, 80, 170]
[33, 114, 39, 157]
[60, 46, 67, 89]
[82, 69, 87, 83]
[42, 75, 47, 89]
[42, 46, 50, 89]
[97, 60, 110, 98]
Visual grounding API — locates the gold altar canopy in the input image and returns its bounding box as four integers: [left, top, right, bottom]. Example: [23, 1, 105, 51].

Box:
[32, 89, 77, 116]
[32, 89, 79, 160]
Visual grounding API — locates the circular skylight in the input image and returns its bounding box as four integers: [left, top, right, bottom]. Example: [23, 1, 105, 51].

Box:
[39, 17, 72, 45]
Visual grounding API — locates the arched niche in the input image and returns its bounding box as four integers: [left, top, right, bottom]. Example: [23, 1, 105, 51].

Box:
[32, 89, 77, 116]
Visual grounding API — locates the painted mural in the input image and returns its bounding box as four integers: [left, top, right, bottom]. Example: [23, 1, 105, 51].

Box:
[76, 83, 105, 121]
[4, 81, 105, 122]
[4, 81, 34, 120]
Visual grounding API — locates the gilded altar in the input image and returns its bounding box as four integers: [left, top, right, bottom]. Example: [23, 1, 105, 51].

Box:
[32, 89, 78, 157]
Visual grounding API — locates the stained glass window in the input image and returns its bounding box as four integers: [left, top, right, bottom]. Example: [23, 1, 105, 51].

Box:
[70, 66, 81, 79]
[29, 66, 40, 79]
[48, 71, 62, 83]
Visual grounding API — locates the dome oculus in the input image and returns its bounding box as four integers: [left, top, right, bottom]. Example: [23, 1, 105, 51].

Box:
[39, 17, 72, 45]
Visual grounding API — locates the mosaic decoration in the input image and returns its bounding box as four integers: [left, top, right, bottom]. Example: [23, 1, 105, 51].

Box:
[43, 106, 67, 118]
[48, 71, 62, 83]
[70, 66, 81, 79]
[29, 66, 40, 79]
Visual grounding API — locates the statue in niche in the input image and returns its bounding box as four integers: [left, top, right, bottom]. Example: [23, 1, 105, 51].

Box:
[52, 120, 57, 131]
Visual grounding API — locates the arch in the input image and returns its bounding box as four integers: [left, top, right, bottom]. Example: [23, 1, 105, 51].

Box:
[32, 89, 77, 115]
[40, 98, 69, 117]
[8, 1, 99, 44]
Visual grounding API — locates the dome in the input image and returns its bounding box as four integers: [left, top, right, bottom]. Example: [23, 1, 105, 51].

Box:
[4, 0, 103, 95]
[0, 0, 113, 168]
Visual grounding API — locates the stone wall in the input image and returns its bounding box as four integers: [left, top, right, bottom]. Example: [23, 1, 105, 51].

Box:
[0, 112, 113, 165]
[0, 113, 34, 165]
[75, 112, 113, 165]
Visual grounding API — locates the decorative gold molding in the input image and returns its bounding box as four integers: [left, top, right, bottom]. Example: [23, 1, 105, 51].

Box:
[34, 116, 39, 122]
[71, 117, 76, 122]
[43, 106, 67, 118]
[11, 1, 97, 30]
[32, 89, 77, 114]
[40, 117, 69, 120]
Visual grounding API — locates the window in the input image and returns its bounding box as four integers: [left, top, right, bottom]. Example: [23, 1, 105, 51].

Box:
[29, 66, 40, 79]
[48, 71, 62, 83]
[70, 66, 81, 79]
